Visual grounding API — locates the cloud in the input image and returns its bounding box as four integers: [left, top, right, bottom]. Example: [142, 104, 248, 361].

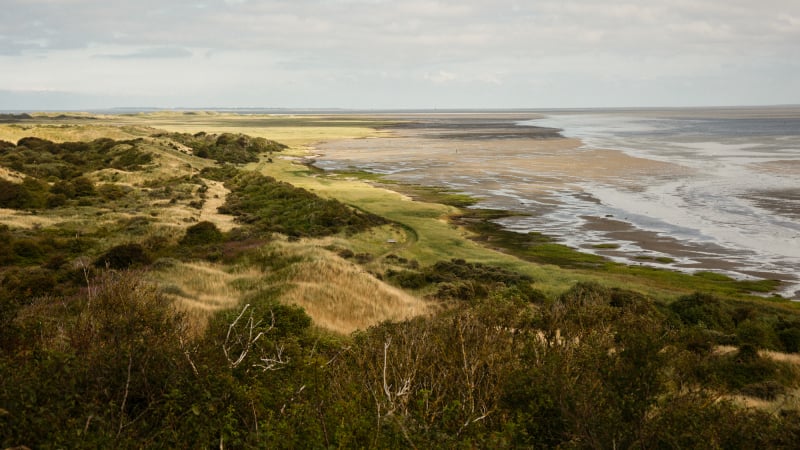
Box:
[1, 0, 799, 108]
[92, 47, 193, 59]
[424, 70, 457, 84]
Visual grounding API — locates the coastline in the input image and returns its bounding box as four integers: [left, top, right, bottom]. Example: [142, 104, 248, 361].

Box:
[312, 112, 799, 299]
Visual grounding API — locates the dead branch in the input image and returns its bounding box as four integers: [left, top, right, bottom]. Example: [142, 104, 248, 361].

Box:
[255, 344, 289, 371]
[222, 304, 273, 369]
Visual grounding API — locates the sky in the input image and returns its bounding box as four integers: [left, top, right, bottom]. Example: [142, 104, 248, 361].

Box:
[1, 0, 799, 110]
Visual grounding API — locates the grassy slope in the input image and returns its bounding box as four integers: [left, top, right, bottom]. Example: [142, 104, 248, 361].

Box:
[0, 113, 434, 333]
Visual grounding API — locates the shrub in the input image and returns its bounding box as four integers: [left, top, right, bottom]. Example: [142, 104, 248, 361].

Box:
[154, 132, 287, 164]
[0, 177, 47, 209]
[736, 319, 781, 349]
[46, 193, 68, 208]
[180, 221, 224, 246]
[221, 172, 387, 237]
[97, 183, 131, 200]
[12, 239, 44, 260]
[669, 292, 735, 332]
[72, 177, 96, 197]
[779, 327, 800, 353]
[94, 243, 152, 269]
[3, 138, 153, 181]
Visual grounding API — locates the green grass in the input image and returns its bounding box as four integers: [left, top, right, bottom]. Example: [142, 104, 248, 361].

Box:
[593, 243, 621, 249]
[634, 255, 676, 264]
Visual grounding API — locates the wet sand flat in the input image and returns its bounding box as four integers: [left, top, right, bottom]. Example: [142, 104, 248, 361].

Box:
[314, 112, 799, 298]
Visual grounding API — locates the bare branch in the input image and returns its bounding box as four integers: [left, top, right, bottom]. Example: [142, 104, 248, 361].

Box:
[382, 337, 392, 402]
[222, 304, 275, 369]
[179, 334, 199, 377]
[255, 344, 289, 371]
[117, 353, 133, 438]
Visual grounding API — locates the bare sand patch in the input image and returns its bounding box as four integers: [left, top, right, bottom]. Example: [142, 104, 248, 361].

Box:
[0, 166, 25, 183]
[754, 160, 800, 176]
[199, 179, 236, 232]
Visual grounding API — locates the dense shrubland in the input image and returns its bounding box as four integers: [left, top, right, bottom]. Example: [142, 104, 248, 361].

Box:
[0, 137, 152, 181]
[215, 169, 388, 238]
[0, 137, 151, 211]
[3, 273, 800, 448]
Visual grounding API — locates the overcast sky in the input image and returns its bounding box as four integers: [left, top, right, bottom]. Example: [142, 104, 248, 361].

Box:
[1, 0, 799, 110]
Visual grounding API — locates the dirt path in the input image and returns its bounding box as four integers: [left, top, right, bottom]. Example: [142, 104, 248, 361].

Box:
[199, 179, 236, 231]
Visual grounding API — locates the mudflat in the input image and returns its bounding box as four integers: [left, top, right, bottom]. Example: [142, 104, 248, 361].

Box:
[315, 113, 798, 297]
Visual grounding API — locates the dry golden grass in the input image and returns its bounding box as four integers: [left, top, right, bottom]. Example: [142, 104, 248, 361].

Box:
[90, 168, 151, 186]
[266, 240, 430, 334]
[152, 261, 263, 335]
[0, 123, 147, 143]
[713, 345, 800, 412]
[0, 208, 62, 229]
[761, 350, 800, 365]
[728, 388, 800, 413]
[714, 345, 800, 365]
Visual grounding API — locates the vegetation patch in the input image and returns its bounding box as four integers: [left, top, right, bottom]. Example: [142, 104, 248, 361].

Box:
[154, 132, 286, 164]
[592, 243, 621, 249]
[0, 137, 152, 180]
[329, 170, 481, 208]
[219, 171, 388, 237]
[633, 253, 679, 264]
[386, 258, 543, 302]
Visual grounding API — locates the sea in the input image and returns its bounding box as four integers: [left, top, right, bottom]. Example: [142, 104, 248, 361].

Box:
[515, 108, 800, 297]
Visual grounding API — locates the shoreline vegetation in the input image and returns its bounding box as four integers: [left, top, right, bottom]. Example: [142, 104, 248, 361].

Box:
[3, 111, 800, 448]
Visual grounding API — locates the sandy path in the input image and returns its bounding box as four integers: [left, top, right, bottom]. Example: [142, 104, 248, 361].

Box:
[199, 179, 236, 232]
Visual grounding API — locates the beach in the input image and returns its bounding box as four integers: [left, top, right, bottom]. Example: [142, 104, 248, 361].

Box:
[315, 110, 800, 299]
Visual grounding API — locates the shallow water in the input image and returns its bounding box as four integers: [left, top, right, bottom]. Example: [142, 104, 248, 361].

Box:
[525, 110, 800, 292]
[315, 109, 800, 298]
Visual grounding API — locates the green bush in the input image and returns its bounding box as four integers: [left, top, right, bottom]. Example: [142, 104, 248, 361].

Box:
[669, 292, 735, 332]
[0, 177, 48, 209]
[736, 319, 781, 349]
[11, 239, 44, 260]
[97, 183, 131, 200]
[779, 327, 800, 353]
[180, 221, 224, 246]
[386, 258, 535, 301]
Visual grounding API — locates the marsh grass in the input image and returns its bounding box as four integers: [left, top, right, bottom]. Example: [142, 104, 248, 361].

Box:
[592, 243, 621, 249]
